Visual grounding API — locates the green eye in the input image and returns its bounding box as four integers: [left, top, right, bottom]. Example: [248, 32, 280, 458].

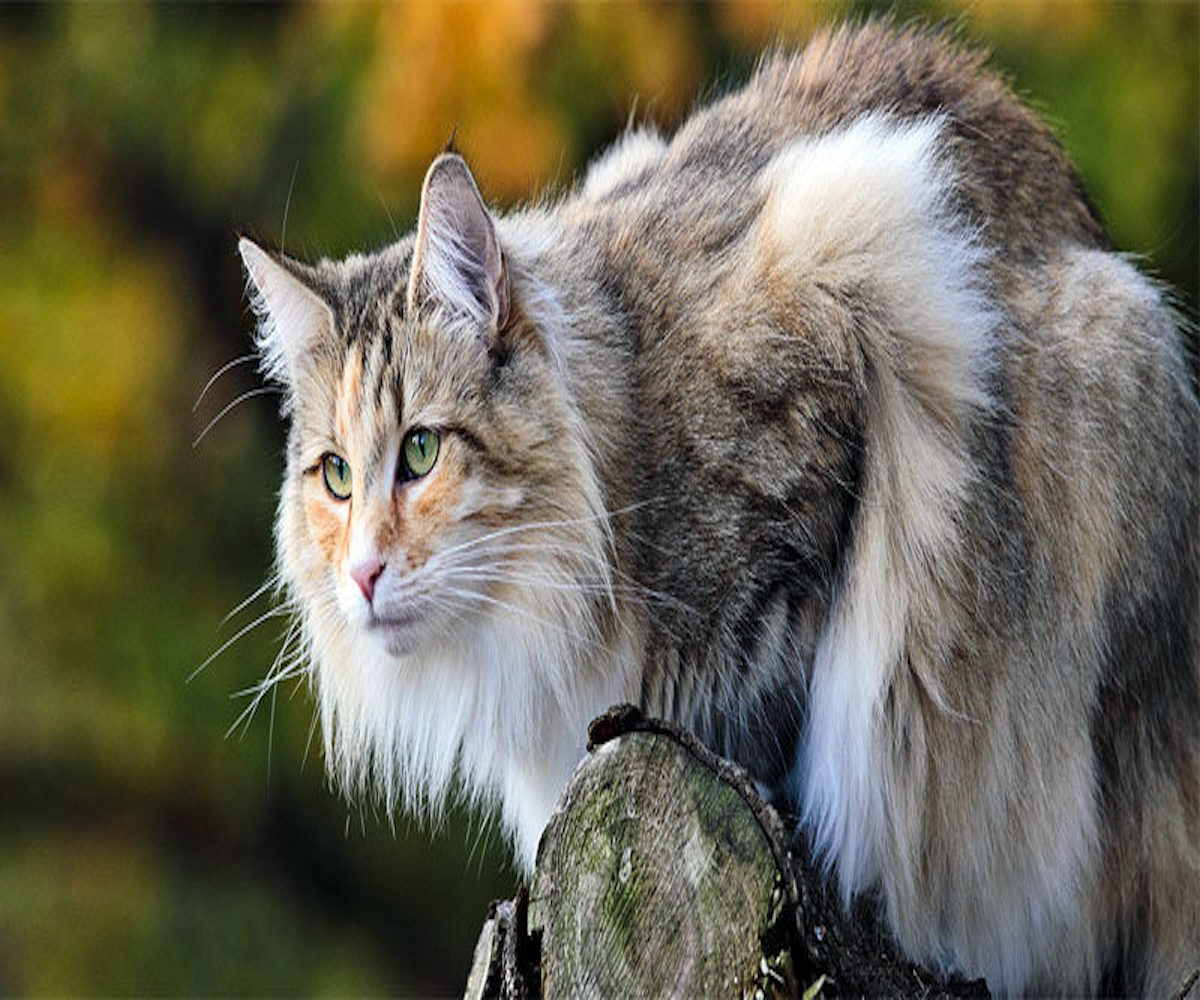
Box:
[321, 453, 352, 500]
[402, 428, 440, 479]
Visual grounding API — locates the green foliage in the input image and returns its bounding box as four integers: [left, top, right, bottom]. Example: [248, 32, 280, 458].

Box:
[0, 2, 1194, 992]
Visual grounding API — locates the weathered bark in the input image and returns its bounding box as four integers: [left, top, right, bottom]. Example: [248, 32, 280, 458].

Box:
[465, 706, 990, 999]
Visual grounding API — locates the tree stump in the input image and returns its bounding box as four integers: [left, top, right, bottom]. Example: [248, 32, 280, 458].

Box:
[465, 706, 990, 999]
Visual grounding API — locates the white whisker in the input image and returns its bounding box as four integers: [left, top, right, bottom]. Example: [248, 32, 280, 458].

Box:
[267, 684, 277, 785]
[281, 159, 300, 253]
[427, 498, 664, 566]
[221, 575, 281, 627]
[193, 386, 280, 448]
[223, 613, 305, 742]
[441, 585, 602, 649]
[229, 655, 307, 702]
[300, 709, 320, 773]
[228, 659, 307, 739]
[193, 354, 257, 413]
[189, 604, 292, 683]
[442, 567, 680, 608]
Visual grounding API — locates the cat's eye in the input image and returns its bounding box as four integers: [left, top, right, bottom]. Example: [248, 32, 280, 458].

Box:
[322, 453, 352, 500]
[402, 428, 440, 479]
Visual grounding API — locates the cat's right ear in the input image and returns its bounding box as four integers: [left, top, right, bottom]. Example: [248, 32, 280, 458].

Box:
[238, 236, 334, 388]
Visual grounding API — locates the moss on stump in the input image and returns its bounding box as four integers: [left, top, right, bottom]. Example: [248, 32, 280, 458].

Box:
[464, 706, 990, 999]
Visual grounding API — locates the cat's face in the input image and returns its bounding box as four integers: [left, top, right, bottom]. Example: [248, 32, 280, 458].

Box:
[242, 154, 609, 674]
[294, 329, 484, 656]
[282, 304, 564, 660]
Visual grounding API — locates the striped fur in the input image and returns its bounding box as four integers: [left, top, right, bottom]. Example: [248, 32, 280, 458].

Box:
[238, 24, 1199, 995]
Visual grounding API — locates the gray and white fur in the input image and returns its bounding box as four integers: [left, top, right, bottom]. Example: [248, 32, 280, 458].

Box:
[238, 24, 1200, 995]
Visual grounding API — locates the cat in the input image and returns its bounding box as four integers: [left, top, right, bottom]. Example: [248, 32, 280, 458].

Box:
[237, 22, 1199, 996]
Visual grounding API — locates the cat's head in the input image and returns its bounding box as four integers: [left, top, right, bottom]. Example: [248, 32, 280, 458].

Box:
[238, 154, 613, 813]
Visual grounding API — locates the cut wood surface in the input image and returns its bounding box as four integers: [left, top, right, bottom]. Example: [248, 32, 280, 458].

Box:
[465, 706, 991, 999]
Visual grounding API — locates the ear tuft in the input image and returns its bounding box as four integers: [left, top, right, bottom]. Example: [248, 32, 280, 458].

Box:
[238, 237, 334, 391]
[406, 154, 509, 341]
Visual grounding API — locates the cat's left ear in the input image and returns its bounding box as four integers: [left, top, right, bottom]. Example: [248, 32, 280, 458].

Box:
[407, 153, 509, 345]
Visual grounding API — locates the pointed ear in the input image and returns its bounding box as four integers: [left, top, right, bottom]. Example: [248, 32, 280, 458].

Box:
[406, 153, 509, 341]
[238, 236, 334, 387]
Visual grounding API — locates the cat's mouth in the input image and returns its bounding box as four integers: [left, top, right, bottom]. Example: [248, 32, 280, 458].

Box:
[366, 606, 427, 654]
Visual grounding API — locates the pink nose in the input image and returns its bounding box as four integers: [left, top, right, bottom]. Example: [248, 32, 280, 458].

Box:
[350, 558, 384, 603]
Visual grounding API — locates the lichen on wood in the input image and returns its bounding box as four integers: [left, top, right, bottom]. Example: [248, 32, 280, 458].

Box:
[465, 706, 990, 999]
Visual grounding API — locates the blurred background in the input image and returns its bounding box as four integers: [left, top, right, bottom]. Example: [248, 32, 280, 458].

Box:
[0, 0, 1195, 994]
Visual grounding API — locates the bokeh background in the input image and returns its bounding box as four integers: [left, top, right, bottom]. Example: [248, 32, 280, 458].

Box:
[1, 0, 1195, 994]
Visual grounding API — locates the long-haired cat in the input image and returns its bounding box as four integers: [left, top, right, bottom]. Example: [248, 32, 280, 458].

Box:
[236, 23, 1199, 996]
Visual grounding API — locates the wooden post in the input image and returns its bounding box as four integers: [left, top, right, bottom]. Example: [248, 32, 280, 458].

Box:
[465, 706, 990, 998]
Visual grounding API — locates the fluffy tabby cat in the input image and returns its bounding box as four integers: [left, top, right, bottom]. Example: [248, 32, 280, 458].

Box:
[236, 23, 1199, 996]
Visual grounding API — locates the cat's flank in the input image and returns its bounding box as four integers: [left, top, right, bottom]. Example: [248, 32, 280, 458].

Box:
[237, 23, 1199, 996]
